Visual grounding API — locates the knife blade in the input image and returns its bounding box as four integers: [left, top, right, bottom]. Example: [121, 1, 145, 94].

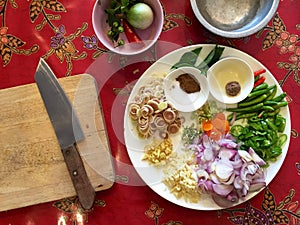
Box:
[34, 58, 95, 210]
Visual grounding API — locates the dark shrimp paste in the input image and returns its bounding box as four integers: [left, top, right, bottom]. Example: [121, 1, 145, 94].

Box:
[225, 81, 241, 96]
[176, 73, 201, 94]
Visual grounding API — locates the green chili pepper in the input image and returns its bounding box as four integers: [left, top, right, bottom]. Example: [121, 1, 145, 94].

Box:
[230, 124, 244, 137]
[265, 118, 278, 131]
[269, 146, 282, 158]
[249, 122, 264, 131]
[255, 131, 267, 136]
[275, 115, 286, 132]
[262, 139, 272, 147]
[260, 120, 268, 130]
[277, 134, 287, 147]
[248, 116, 262, 123]
[247, 139, 258, 149]
[245, 131, 256, 139]
[252, 136, 265, 142]
[275, 114, 284, 126]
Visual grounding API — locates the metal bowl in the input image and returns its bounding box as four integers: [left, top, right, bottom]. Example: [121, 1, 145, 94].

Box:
[190, 0, 279, 38]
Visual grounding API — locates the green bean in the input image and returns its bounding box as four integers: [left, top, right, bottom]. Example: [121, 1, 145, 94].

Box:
[273, 101, 288, 109]
[252, 83, 268, 92]
[265, 85, 277, 100]
[238, 94, 267, 108]
[262, 105, 275, 111]
[236, 112, 257, 120]
[272, 92, 287, 102]
[267, 108, 280, 117]
[227, 103, 264, 112]
[264, 100, 278, 106]
[247, 85, 276, 99]
[227, 112, 234, 122]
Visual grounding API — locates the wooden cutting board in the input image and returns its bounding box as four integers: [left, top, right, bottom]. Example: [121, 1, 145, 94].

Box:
[0, 74, 114, 212]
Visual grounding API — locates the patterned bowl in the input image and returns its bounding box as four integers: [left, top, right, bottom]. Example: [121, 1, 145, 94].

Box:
[92, 0, 164, 55]
[190, 0, 279, 38]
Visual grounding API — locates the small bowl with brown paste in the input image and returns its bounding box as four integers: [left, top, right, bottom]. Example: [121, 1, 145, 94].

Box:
[163, 67, 209, 112]
[207, 57, 254, 104]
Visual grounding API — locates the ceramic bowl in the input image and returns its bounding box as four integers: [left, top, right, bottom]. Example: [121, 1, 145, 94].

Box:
[190, 0, 279, 38]
[92, 0, 164, 55]
[207, 57, 254, 104]
[164, 67, 209, 112]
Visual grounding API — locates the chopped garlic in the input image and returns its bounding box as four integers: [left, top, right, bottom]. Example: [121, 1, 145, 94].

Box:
[163, 164, 201, 203]
[142, 138, 173, 166]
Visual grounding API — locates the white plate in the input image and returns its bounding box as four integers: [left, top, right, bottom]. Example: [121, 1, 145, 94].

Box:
[124, 44, 291, 210]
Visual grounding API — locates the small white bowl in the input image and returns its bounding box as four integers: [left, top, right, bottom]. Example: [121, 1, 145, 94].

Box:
[207, 57, 254, 104]
[163, 67, 209, 112]
[92, 0, 163, 55]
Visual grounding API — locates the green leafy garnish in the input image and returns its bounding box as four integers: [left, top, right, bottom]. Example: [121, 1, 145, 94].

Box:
[100, 0, 139, 46]
[171, 45, 225, 74]
[171, 47, 203, 69]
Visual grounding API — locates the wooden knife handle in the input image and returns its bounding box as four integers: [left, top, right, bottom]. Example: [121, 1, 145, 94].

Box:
[62, 144, 95, 210]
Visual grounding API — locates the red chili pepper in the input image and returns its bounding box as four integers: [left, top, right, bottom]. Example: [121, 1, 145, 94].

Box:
[122, 19, 143, 44]
[254, 69, 266, 77]
[254, 76, 266, 87]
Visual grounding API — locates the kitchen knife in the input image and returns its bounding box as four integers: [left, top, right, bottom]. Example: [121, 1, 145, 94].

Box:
[34, 58, 95, 210]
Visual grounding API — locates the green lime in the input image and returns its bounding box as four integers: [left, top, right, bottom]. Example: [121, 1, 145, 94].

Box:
[127, 3, 154, 30]
[158, 102, 168, 111]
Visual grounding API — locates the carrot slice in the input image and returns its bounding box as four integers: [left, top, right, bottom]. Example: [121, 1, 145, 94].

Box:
[225, 120, 230, 133]
[212, 117, 225, 131]
[215, 112, 226, 120]
[202, 120, 213, 132]
[209, 127, 222, 141]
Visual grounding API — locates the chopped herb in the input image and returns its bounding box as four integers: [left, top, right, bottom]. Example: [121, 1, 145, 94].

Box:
[181, 125, 201, 146]
[101, 0, 139, 46]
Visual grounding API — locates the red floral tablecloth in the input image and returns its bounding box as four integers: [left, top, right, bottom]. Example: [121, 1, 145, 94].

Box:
[1, 0, 300, 224]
